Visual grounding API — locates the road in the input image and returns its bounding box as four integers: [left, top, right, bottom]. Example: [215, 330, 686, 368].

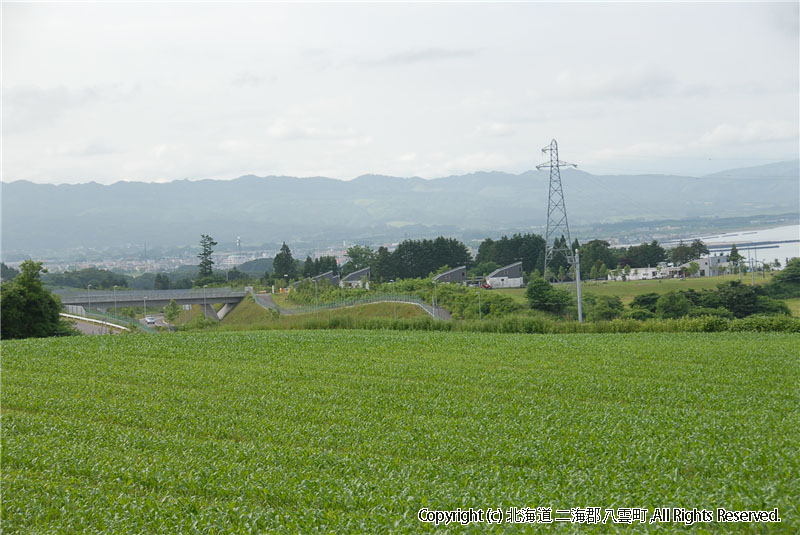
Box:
[69, 318, 123, 335]
[139, 313, 168, 328]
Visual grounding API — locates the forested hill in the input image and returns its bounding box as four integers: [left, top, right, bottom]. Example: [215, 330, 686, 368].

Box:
[2, 160, 797, 253]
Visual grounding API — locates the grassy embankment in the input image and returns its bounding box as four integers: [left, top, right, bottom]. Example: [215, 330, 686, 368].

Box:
[221, 294, 426, 328]
[3, 331, 797, 533]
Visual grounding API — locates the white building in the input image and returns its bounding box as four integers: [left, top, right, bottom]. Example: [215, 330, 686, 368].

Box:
[220, 254, 250, 268]
[679, 254, 729, 277]
[485, 261, 524, 288]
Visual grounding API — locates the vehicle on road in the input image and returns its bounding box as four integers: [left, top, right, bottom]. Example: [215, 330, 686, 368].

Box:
[145, 315, 156, 325]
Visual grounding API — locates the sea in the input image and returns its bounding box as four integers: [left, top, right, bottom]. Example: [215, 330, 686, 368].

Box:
[690, 224, 800, 267]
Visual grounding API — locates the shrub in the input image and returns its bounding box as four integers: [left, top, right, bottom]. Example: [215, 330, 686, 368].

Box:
[656, 292, 690, 319]
[729, 315, 800, 333]
[624, 308, 656, 321]
[587, 295, 624, 322]
[687, 307, 733, 319]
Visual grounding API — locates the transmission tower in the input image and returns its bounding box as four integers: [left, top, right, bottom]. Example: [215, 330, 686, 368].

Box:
[536, 139, 577, 279]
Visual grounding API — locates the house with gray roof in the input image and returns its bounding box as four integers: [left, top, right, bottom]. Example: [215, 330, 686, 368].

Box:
[313, 270, 340, 286]
[485, 261, 524, 288]
[340, 267, 370, 289]
[433, 266, 467, 284]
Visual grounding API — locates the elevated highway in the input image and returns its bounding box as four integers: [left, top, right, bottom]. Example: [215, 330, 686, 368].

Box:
[54, 288, 247, 320]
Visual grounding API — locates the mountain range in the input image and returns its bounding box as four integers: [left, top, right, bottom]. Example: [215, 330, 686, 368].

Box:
[2, 160, 798, 255]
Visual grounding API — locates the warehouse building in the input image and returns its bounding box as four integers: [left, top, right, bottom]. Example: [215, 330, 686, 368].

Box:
[485, 261, 524, 288]
[433, 266, 467, 284]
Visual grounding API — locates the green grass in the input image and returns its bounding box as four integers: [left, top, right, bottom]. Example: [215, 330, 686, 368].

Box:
[2, 331, 798, 533]
[498, 274, 775, 306]
[222, 295, 426, 328]
[271, 292, 298, 310]
[784, 298, 800, 317]
[167, 304, 205, 326]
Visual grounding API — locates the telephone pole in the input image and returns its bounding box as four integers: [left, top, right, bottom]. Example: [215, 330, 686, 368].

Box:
[537, 139, 577, 280]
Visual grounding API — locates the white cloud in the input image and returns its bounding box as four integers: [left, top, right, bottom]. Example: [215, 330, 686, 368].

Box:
[395, 153, 417, 163]
[589, 120, 799, 164]
[2, 3, 797, 183]
[231, 72, 276, 88]
[694, 120, 798, 147]
[3, 86, 102, 132]
[550, 68, 711, 101]
[474, 122, 516, 138]
[360, 47, 479, 66]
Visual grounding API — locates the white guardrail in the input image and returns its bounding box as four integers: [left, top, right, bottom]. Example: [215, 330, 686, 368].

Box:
[60, 313, 131, 332]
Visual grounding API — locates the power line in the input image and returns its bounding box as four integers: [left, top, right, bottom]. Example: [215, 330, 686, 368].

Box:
[537, 139, 576, 279]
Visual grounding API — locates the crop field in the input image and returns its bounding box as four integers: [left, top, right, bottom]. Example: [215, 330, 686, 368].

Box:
[3, 331, 798, 533]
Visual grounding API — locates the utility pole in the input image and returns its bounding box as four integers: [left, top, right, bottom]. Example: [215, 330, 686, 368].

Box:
[575, 249, 583, 323]
[537, 139, 577, 280]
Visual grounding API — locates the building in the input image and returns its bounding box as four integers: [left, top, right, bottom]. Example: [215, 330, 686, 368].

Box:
[680, 254, 729, 277]
[607, 262, 679, 281]
[485, 261, 524, 288]
[607, 254, 730, 281]
[313, 270, 340, 287]
[340, 267, 370, 289]
[433, 266, 466, 284]
[220, 254, 250, 268]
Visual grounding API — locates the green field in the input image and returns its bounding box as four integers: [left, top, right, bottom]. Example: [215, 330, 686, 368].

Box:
[784, 298, 800, 317]
[498, 274, 780, 306]
[3, 331, 798, 533]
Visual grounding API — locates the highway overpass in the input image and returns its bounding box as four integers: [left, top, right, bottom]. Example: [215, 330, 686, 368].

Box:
[54, 288, 247, 320]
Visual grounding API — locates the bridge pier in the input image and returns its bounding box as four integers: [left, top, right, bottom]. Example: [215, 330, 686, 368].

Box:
[217, 302, 236, 320]
[201, 304, 219, 321]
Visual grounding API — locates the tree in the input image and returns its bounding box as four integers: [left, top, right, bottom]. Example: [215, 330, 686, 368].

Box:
[153, 273, 171, 290]
[198, 235, 218, 278]
[303, 256, 315, 278]
[371, 246, 394, 282]
[686, 262, 700, 277]
[631, 292, 661, 313]
[1, 262, 19, 282]
[227, 267, 247, 281]
[273, 242, 296, 279]
[526, 278, 572, 314]
[588, 295, 624, 322]
[656, 291, 690, 319]
[164, 299, 181, 324]
[618, 240, 666, 268]
[1, 260, 69, 339]
[690, 239, 709, 259]
[728, 244, 743, 272]
[670, 241, 693, 265]
[342, 245, 375, 275]
[715, 281, 759, 318]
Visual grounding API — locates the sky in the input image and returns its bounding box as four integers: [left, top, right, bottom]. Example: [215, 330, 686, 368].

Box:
[2, 2, 798, 184]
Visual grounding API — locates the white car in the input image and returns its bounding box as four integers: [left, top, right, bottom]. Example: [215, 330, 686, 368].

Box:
[145, 315, 156, 325]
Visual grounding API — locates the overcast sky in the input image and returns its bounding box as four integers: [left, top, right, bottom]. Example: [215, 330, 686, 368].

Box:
[3, 2, 798, 184]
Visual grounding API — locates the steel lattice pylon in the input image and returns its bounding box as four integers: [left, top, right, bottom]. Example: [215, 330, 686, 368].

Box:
[536, 139, 577, 279]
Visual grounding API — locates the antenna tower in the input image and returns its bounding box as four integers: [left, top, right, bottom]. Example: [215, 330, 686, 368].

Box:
[536, 139, 577, 278]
